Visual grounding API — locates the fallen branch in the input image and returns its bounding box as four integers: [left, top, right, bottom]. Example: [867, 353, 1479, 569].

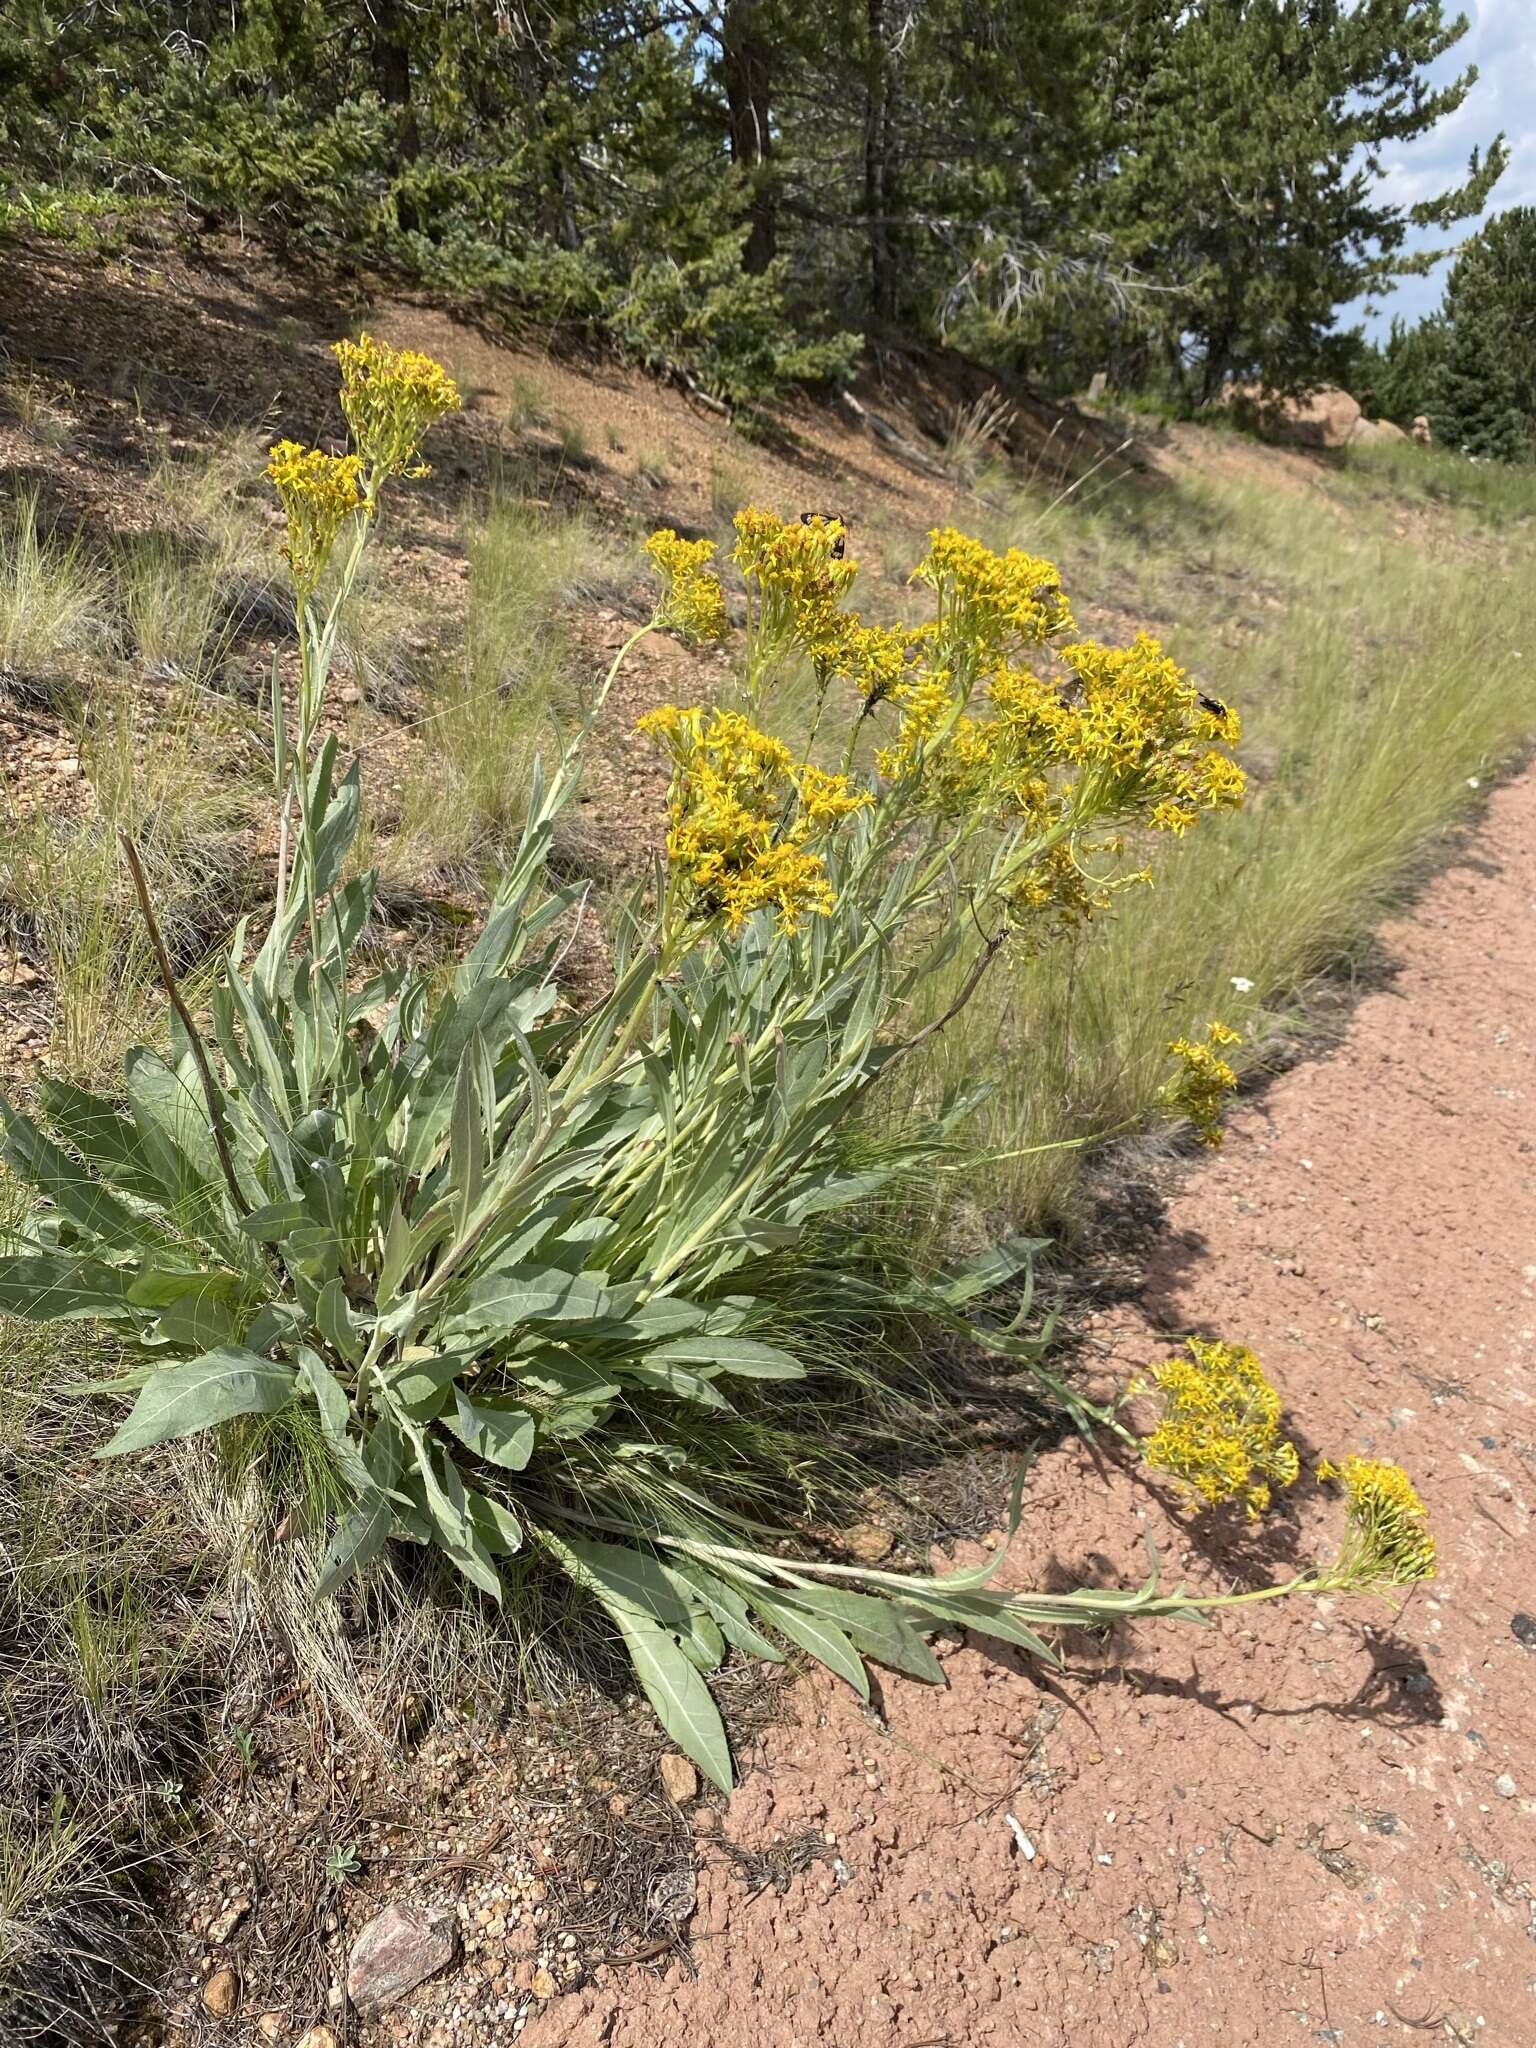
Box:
[839, 389, 948, 477]
[660, 358, 731, 417]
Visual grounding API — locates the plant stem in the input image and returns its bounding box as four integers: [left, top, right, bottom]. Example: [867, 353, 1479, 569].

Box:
[117, 828, 250, 1220]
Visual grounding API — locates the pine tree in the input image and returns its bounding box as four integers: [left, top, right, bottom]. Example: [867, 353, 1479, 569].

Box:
[1094, 0, 1507, 404]
[0, 0, 1513, 409]
[1440, 207, 1536, 433]
[1429, 308, 1532, 463]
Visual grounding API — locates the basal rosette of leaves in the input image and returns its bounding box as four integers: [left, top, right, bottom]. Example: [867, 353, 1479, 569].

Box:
[0, 347, 1434, 1791]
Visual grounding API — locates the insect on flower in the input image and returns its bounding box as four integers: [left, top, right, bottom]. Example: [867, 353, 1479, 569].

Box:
[800, 511, 849, 558]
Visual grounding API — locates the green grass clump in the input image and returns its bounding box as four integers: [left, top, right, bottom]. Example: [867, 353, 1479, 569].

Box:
[389, 488, 611, 876]
[0, 1317, 200, 2039]
[0, 490, 105, 684]
[1, 678, 251, 1078]
[114, 530, 242, 682]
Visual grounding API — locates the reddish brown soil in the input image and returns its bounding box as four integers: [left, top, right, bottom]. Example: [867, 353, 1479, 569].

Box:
[545, 767, 1536, 2048]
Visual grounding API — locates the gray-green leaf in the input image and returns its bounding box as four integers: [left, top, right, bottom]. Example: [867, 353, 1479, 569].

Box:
[0, 1252, 137, 1323]
[99, 1347, 295, 1456]
[612, 1612, 733, 1792]
[645, 1335, 805, 1380]
[445, 1391, 536, 1470]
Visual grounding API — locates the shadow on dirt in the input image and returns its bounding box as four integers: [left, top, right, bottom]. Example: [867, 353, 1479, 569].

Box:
[1065, 1620, 1445, 1732]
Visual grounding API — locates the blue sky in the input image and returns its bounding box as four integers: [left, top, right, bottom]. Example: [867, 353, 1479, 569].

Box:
[1351, 0, 1536, 336]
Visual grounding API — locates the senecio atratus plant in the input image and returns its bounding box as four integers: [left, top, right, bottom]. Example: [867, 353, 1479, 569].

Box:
[0, 342, 1435, 1790]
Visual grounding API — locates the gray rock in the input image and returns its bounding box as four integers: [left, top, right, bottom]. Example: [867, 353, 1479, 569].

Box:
[345, 1902, 458, 2013]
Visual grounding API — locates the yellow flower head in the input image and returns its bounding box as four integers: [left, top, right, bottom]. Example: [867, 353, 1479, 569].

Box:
[638, 703, 869, 934]
[645, 529, 728, 644]
[796, 762, 871, 828]
[914, 529, 1073, 656]
[332, 334, 460, 478]
[1318, 1457, 1437, 1590]
[875, 668, 959, 780]
[1163, 1020, 1241, 1146]
[733, 507, 859, 658]
[265, 439, 365, 592]
[1139, 1337, 1300, 1518]
[830, 621, 921, 707]
[1052, 635, 1247, 832]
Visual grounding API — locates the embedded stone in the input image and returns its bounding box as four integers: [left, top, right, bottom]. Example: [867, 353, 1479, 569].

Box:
[201, 1966, 239, 2018]
[345, 1902, 458, 2013]
[658, 1752, 699, 1804]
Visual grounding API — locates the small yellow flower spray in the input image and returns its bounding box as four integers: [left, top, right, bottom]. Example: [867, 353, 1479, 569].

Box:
[1164, 1021, 1242, 1145]
[1137, 1338, 1301, 1516]
[264, 335, 462, 945]
[1105, 1339, 1437, 1626]
[1317, 1456, 1437, 1589]
[637, 704, 869, 935]
[332, 334, 461, 479]
[265, 442, 365, 597]
[645, 530, 727, 645]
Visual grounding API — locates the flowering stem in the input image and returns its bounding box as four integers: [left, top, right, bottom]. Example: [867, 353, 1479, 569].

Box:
[117, 828, 250, 1224]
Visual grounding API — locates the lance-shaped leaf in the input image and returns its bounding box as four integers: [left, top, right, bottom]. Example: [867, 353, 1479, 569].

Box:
[643, 1334, 805, 1381]
[445, 1265, 612, 1338]
[668, 1559, 786, 1664]
[0, 1101, 158, 1251]
[99, 1347, 295, 1457]
[413, 1438, 503, 1600]
[308, 743, 362, 899]
[753, 1590, 870, 1700]
[551, 1537, 732, 1790]
[0, 1252, 138, 1323]
[316, 1276, 364, 1364]
[623, 1361, 734, 1410]
[780, 1584, 947, 1685]
[315, 1492, 393, 1597]
[37, 1080, 161, 1202]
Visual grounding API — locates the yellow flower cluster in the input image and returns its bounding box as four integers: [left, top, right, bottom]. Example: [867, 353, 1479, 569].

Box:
[333, 333, 461, 478]
[645, 529, 728, 644]
[826, 620, 922, 708]
[265, 439, 365, 593]
[638, 704, 870, 934]
[634, 508, 1244, 953]
[1139, 1337, 1301, 1518]
[876, 669, 959, 779]
[733, 507, 859, 659]
[1055, 636, 1244, 833]
[914, 527, 1074, 657]
[1319, 1457, 1437, 1589]
[878, 628, 1243, 844]
[1164, 1020, 1242, 1146]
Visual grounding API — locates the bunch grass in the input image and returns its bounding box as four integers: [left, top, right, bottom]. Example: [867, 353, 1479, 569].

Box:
[0, 491, 106, 686]
[390, 487, 610, 877]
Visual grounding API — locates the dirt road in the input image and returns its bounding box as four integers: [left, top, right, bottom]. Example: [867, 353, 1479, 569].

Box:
[552, 766, 1536, 2048]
